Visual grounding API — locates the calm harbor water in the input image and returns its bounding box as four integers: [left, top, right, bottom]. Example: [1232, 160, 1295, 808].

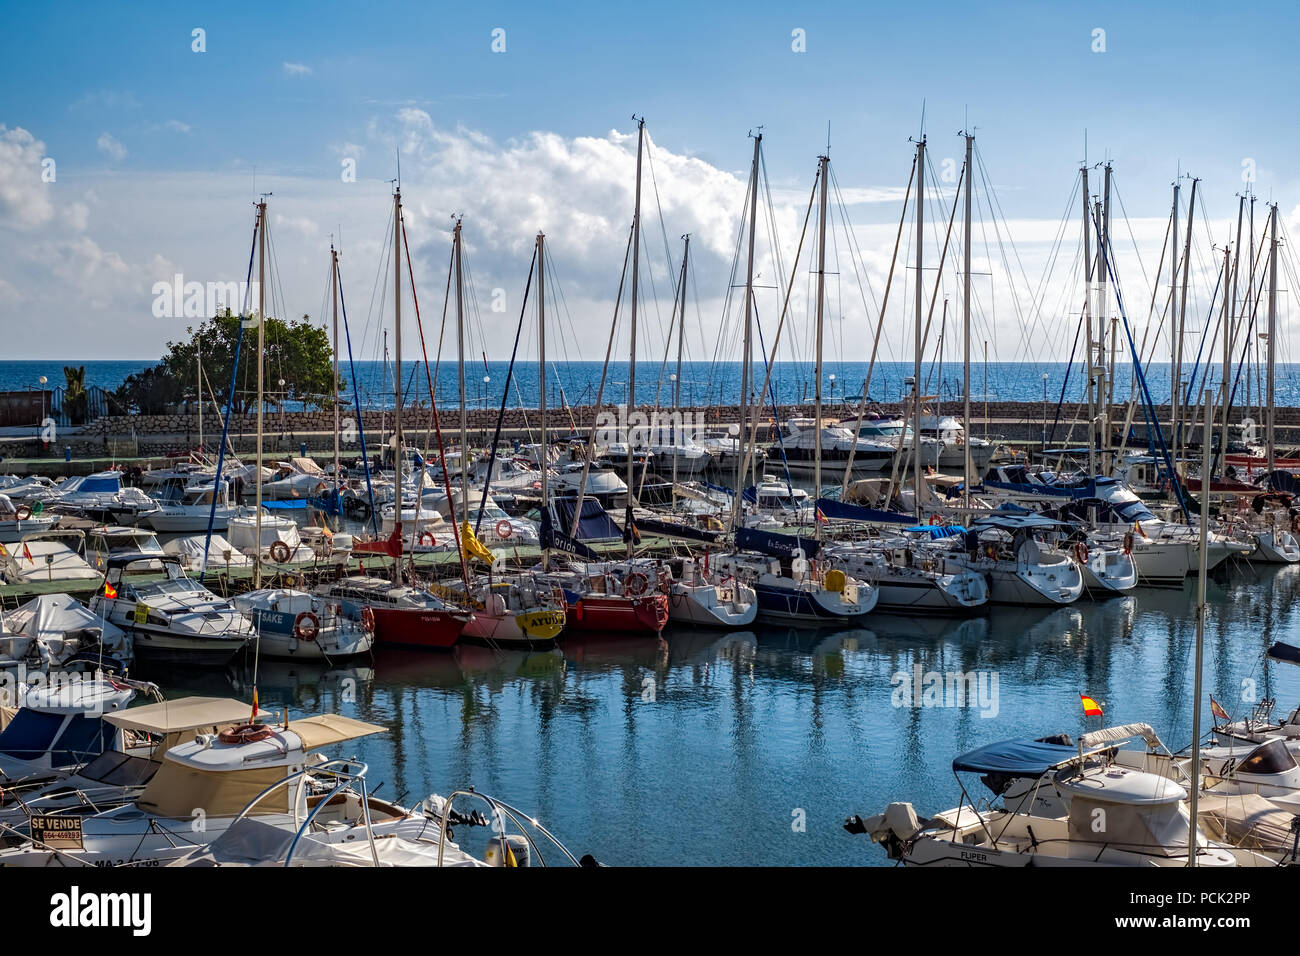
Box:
[151, 561, 1300, 866]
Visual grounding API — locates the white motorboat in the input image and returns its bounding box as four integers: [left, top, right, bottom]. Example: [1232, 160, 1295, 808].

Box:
[89, 554, 253, 667]
[0, 529, 100, 585]
[0, 677, 140, 785]
[823, 538, 989, 615]
[145, 476, 237, 532]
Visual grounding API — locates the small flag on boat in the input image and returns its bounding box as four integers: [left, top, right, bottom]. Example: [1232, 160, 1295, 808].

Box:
[251, 686, 259, 720]
[0, 542, 7, 557]
[103, 582, 118, 599]
[22, 543, 33, 563]
[816, 506, 827, 523]
[1080, 694, 1103, 717]
[1210, 696, 1230, 723]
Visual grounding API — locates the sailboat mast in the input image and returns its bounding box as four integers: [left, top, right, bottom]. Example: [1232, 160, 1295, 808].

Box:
[1099, 162, 1112, 465]
[392, 187, 404, 585]
[735, 132, 761, 525]
[1175, 177, 1198, 472]
[196, 331, 203, 455]
[1267, 202, 1278, 476]
[912, 136, 925, 521]
[962, 132, 973, 506]
[537, 232, 548, 572]
[455, 219, 468, 505]
[1224, 195, 1245, 477]
[1081, 164, 1094, 477]
[1188, 386, 1211, 866]
[332, 245, 340, 493]
[672, 235, 690, 510]
[626, 118, 645, 559]
[814, 153, 829, 508]
[254, 199, 266, 588]
[1170, 180, 1180, 435]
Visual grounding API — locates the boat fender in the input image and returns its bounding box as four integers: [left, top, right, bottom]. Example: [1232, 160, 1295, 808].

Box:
[293, 611, 320, 641]
[1123, 532, 1134, 555]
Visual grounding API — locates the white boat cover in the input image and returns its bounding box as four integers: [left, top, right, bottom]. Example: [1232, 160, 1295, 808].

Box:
[2, 593, 131, 663]
[163, 535, 254, 570]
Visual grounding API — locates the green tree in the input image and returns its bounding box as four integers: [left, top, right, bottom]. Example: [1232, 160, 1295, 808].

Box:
[111, 366, 184, 415]
[160, 310, 335, 414]
[62, 365, 87, 424]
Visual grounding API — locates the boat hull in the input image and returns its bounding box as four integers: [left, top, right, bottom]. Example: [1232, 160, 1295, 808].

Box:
[564, 593, 669, 635]
[370, 606, 471, 650]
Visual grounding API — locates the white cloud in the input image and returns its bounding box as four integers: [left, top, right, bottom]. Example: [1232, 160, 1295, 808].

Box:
[96, 132, 126, 162]
[164, 120, 192, 134]
[283, 61, 312, 76]
[0, 125, 55, 228]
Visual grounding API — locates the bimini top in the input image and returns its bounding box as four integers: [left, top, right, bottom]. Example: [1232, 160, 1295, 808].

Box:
[952, 737, 1110, 776]
[104, 552, 183, 570]
[103, 696, 253, 735]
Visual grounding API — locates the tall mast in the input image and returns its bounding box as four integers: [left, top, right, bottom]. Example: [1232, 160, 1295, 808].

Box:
[1267, 202, 1278, 477]
[626, 117, 645, 560]
[1170, 181, 1180, 430]
[962, 132, 974, 506]
[672, 234, 690, 510]
[1099, 162, 1112, 465]
[537, 232, 548, 572]
[1174, 176, 1198, 472]
[254, 199, 266, 588]
[1223, 195, 1245, 478]
[1081, 164, 1094, 477]
[912, 136, 925, 521]
[1218, 244, 1231, 480]
[196, 331, 203, 455]
[392, 187, 404, 584]
[455, 218, 467, 509]
[1188, 386, 1211, 866]
[813, 153, 829, 512]
[331, 245, 340, 494]
[734, 132, 762, 526]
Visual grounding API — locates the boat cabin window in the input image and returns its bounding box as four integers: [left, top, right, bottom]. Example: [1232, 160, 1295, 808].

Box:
[1237, 738, 1297, 776]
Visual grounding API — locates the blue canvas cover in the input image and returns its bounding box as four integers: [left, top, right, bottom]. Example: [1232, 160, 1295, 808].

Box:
[814, 497, 913, 525]
[734, 527, 822, 560]
[952, 738, 1105, 775]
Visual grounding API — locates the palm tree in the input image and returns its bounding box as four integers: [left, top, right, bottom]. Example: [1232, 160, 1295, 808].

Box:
[63, 365, 87, 425]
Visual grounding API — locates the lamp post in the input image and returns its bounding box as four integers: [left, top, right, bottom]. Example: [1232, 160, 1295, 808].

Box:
[1041, 372, 1049, 454]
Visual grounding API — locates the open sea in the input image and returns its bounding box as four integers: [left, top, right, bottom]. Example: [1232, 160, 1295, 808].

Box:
[5, 360, 1300, 410]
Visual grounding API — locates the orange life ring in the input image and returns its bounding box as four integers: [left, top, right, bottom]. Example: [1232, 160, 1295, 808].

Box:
[14, 505, 31, 521]
[218, 723, 274, 745]
[625, 571, 649, 596]
[1073, 541, 1090, 564]
[419, 531, 437, 548]
[269, 540, 292, 564]
[495, 519, 513, 539]
[928, 515, 943, 527]
[1123, 532, 1134, 555]
[360, 606, 376, 632]
[293, 610, 320, 641]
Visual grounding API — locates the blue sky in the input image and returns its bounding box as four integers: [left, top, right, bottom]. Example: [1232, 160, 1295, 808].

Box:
[2, 0, 1297, 364]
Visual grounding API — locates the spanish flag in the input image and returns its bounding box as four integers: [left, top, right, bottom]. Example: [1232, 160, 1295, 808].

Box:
[815, 506, 828, 524]
[103, 582, 118, 599]
[21, 543, 33, 563]
[1210, 695, 1230, 723]
[0, 541, 7, 558]
[1080, 694, 1103, 717]
[251, 686, 259, 721]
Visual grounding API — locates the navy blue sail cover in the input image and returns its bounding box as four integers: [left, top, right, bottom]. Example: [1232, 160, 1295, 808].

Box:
[734, 527, 822, 560]
[814, 497, 913, 524]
